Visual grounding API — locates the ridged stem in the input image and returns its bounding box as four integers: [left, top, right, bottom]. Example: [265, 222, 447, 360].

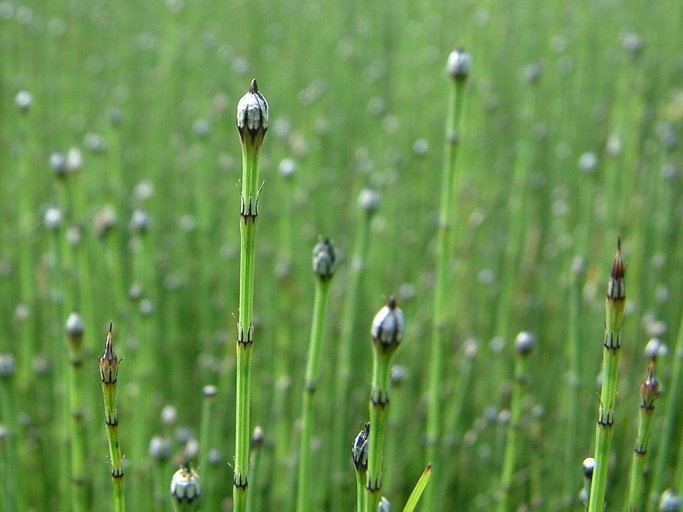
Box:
[647, 311, 683, 511]
[365, 346, 394, 512]
[247, 434, 264, 512]
[588, 242, 625, 512]
[296, 279, 332, 512]
[66, 324, 88, 511]
[198, 386, 217, 508]
[627, 364, 658, 511]
[356, 470, 367, 512]
[497, 354, 528, 511]
[100, 328, 125, 512]
[563, 264, 584, 504]
[425, 75, 466, 512]
[330, 207, 373, 508]
[233, 134, 263, 512]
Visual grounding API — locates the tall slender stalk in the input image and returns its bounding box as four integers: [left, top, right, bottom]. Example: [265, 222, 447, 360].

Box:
[425, 49, 470, 512]
[648, 311, 683, 511]
[198, 384, 217, 507]
[296, 238, 337, 512]
[0, 353, 20, 511]
[233, 79, 268, 512]
[100, 324, 126, 512]
[65, 313, 88, 511]
[627, 361, 660, 511]
[331, 189, 379, 510]
[270, 158, 297, 509]
[497, 331, 535, 511]
[563, 256, 586, 505]
[247, 426, 265, 512]
[366, 298, 406, 512]
[588, 240, 626, 512]
[15, 92, 37, 389]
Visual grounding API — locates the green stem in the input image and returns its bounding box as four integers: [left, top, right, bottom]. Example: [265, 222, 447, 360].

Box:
[199, 385, 217, 507]
[233, 122, 265, 512]
[331, 206, 373, 509]
[497, 354, 528, 511]
[627, 371, 658, 511]
[66, 323, 88, 511]
[247, 431, 264, 512]
[647, 311, 683, 511]
[425, 74, 466, 512]
[356, 470, 367, 512]
[563, 263, 584, 504]
[100, 328, 126, 512]
[588, 244, 625, 512]
[296, 279, 332, 512]
[0, 375, 20, 511]
[365, 347, 393, 512]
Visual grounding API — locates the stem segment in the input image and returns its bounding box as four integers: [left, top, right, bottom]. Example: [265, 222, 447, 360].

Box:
[233, 79, 268, 512]
[425, 65, 467, 512]
[296, 276, 332, 512]
[627, 361, 659, 511]
[100, 325, 125, 512]
[66, 314, 88, 512]
[588, 241, 625, 512]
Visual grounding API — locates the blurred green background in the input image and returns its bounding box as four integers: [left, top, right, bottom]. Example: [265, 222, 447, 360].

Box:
[0, 0, 681, 510]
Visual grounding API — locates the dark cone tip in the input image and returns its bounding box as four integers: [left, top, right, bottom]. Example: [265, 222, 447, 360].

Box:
[387, 296, 397, 309]
[249, 79, 258, 93]
[611, 237, 624, 279]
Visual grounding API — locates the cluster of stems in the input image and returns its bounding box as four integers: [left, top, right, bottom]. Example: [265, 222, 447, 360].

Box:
[588, 240, 626, 512]
[233, 79, 268, 512]
[99, 324, 126, 512]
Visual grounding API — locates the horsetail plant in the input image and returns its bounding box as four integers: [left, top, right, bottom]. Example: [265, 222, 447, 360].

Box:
[66, 313, 88, 512]
[247, 426, 265, 512]
[149, 435, 172, 508]
[198, 384, 218, 508]
[296, 238, 338, 512]
[627, 360, 660, 511]
[649, 310, 683, 511]
[331, 188, 380, 510]
[425, 48, 470, 512]
[170, 465, 201, 511]
[588, 239, 626, 512]
[498, 331, 535, 512]
[366, 298, 406, 512]
[233, 78, 268, 512]
[353, 422, 370, 512]
[100, 324, 125, 512]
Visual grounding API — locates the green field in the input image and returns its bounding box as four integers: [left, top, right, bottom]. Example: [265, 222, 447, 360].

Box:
[1, 0, 682, 510]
